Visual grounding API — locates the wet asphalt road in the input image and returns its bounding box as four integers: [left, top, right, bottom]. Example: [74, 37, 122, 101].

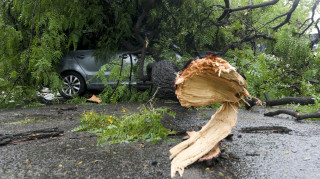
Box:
[0, 102, 319, 179]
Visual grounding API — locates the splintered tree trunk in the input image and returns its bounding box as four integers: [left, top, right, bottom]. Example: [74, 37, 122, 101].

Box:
[170, 55, 254, 178]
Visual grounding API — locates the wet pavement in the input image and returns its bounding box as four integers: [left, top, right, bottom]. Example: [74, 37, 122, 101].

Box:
[0, 102, 319, 178]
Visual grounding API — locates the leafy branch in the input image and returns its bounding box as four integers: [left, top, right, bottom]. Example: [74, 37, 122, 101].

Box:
[0, 0, 38, 104]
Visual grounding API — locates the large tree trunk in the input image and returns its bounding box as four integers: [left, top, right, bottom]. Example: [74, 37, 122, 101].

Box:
[170, 55, 255, 177]
[151, 60, 179, 100]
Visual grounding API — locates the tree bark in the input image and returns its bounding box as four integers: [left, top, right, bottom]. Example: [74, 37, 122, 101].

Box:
[239, 126, 292, 134]
[265, 97, 315, 106]
[0, 128, 63, 146]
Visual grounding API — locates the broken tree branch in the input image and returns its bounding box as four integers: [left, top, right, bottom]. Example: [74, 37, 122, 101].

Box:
[0, 0, 38, 104]
[146, 86, 161, 108]
[278, 70, 320, 85]
[108, 54, 125, 99]
[265, 97, 315, 106]
[217, 0, 230, 21]
[272, 0, 300, 30]
[264, 110, 320, 120]
[229, 0, 280, 12]
[0, 128, 63, 146]
[298, 0, 320, 36]
[221, 34, 275, 54]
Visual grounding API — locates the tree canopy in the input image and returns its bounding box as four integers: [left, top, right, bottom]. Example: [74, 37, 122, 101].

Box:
[1, 0, 320, 107]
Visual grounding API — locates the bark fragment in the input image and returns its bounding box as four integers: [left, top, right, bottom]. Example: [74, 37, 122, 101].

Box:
[239, 126, 292, 134]
[0, 128, 63, 146]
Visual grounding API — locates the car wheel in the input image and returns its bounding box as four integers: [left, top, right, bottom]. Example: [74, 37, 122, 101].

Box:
[60, 71, 86, 98]
[151, 60, 179, 100]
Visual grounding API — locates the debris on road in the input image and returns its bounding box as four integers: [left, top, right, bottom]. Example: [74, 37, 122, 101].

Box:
[87, 94, 102, 104]
[239, 126, 292, 134]
[264, 92, 320, 120]
[0, 127, 63, 146]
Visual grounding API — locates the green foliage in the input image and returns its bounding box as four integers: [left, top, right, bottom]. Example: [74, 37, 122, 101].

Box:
[226, 50, 283, 99]
[1, 0, 320, 107]
[293, 95, 320, 116]
[65, 96, 88, 105]
[73, 105, 175, 144]
[22, 102, 45, 108]
[0, 0, 109, 107]
[95, 57, 151, 104]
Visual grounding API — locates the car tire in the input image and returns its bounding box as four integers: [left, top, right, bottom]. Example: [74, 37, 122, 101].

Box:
[60, 71, 86, 98]
[151, 60, 179, 100]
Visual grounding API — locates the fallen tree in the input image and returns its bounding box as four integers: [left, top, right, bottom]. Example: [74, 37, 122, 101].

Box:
[170, 55, 258, 177]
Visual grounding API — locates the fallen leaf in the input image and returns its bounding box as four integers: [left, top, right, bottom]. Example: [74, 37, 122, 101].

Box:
[218, 172, 224, 176]
[27, 164, 32, 168]
[87, 95, 102, 103]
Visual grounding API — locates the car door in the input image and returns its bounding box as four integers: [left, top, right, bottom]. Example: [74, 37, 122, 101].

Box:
[73, 50, 111, 89]
[73, 50, 137, 89]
